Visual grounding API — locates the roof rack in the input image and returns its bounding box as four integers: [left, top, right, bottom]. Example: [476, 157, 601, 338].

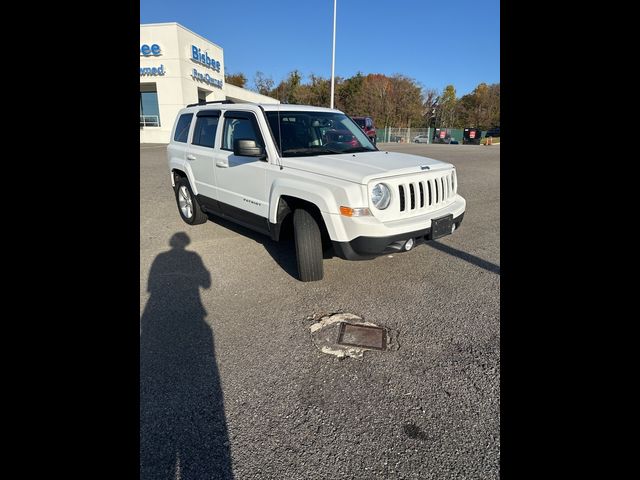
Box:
[186, 99, 237, 108]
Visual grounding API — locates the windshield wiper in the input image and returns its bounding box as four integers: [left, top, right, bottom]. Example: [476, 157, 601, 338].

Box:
[282, 146, 343, 156]
[341, 147, 374, 153]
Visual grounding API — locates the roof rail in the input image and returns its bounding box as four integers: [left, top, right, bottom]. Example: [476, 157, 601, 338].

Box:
[186, 99, 237, 108]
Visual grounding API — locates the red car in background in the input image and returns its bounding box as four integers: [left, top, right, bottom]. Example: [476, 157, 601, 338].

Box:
[351, 116, 377, 145]
[323, 129, 359, 148]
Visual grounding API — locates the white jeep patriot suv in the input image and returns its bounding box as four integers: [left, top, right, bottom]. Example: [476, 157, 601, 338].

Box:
[167, 101, 466, 281]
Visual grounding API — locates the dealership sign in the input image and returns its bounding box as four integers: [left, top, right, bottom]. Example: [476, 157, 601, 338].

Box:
[191, 45, 221, 72]
[191, 68, 223, 89]
[140, 65, 165, 76]
[140, 44, 161, 56]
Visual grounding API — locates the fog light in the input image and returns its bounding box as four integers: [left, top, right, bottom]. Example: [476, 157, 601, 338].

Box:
[451, 223, 456, 233]
[404, 238, 415, 251]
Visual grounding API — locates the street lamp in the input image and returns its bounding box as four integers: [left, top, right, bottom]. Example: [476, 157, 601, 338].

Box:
[330, 0, 336, 109]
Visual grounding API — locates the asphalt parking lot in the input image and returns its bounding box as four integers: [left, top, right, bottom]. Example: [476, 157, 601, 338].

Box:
[140, 143, 500, 479]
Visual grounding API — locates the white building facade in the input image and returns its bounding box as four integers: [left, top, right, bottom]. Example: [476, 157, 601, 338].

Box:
[140, 22, 279, 143]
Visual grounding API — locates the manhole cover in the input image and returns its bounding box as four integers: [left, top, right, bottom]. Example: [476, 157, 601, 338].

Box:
[309, 313, 394, 358]
[337, 323, 386, 350]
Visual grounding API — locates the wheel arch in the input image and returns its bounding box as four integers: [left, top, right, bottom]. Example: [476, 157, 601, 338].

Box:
[271, 195, 331, 247]
[169, 162, 198, 195]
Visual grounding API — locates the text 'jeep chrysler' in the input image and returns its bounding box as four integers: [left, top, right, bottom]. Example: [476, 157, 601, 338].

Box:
[168, 102, 466, 281]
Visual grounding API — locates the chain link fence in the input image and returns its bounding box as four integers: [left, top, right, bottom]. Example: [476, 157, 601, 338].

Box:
[377, 127, 490, 144]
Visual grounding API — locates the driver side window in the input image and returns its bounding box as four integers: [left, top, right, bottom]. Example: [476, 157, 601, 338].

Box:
[222, 117, 261, 151]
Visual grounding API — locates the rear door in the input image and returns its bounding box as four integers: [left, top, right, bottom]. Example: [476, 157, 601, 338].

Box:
[167, 112, 194, 165]
[186, 109, 221, 200]
[212, 110, 269, 232]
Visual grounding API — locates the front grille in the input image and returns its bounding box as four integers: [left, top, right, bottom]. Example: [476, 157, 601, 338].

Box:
[397, 170, 456, 213]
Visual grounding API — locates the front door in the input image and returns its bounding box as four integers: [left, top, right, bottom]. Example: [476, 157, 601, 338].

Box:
[186, 109, 221, 201]
[212, 110, 269, 232]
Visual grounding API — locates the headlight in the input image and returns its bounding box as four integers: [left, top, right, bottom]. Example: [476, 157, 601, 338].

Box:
[371, 183, 391, 210]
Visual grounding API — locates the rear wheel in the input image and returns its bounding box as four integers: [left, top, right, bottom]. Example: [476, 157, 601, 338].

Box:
[293, 209, 324, 282]
[175, 177, 208, 225]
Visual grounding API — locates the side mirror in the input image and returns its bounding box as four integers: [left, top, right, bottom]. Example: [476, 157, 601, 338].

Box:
[233, 139, 266, 159]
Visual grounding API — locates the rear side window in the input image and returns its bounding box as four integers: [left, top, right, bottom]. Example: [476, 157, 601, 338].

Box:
[173, 113, 193, 143]
[222, 117, 263, 150]
[192, 116, 219, 148]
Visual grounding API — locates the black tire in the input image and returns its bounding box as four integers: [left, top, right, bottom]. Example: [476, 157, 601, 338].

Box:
[372, 135, 377, 146]
[293, 209, 324, 282]
[175, 177, 208, 225]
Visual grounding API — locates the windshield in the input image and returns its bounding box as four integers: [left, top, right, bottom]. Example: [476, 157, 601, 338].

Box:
[265, 111, 377, 157]
[353, 117, 366, 127]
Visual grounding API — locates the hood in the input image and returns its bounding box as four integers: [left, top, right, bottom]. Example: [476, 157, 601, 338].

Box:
[281, 151, 453, 185]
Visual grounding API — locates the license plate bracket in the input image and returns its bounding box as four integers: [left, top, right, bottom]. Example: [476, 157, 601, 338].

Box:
[431, 214, 454, 239]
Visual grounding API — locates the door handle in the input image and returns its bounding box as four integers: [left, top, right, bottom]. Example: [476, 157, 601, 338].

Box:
[186, 154, 196, 161]
[216, 161, 228, 168]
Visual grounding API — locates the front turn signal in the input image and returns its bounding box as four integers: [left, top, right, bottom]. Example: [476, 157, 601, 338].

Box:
[340, 206, 372, 217]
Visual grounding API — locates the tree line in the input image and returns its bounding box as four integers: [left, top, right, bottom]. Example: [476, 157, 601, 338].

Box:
[224, 71, 500, 131]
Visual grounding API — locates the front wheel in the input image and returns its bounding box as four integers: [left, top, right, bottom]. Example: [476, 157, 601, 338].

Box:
[175, 177, 208, 225]
[293, 209, 324, 282]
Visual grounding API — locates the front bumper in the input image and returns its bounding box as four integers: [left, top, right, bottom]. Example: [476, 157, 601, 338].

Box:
[332, 213, 464, 260]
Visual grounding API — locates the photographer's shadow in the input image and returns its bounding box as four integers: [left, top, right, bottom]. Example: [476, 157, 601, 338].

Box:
[140, 232, 233, 480]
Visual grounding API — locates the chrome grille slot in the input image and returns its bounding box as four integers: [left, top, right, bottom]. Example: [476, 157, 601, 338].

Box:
[427, 180, 432, 205]
[399, 185, 405, 211]
[409, 184, 415, 210]
[434, 179, 439, 203]
[419, 182, 425, 208]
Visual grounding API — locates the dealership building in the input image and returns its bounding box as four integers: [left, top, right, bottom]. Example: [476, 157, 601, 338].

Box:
[140, 22, 279, 143]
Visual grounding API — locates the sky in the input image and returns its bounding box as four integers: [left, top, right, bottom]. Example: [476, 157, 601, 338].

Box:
[140, 0, 500, 96]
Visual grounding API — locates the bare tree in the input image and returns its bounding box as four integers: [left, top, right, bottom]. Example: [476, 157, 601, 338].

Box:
[253, 71, 274, 96]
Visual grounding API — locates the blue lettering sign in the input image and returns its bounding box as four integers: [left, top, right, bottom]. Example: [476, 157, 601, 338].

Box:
[190, 45, 221, 73]
[191, 68, 222, 89]
[140, 64, 166, 76]
[140, 43, 162, 56]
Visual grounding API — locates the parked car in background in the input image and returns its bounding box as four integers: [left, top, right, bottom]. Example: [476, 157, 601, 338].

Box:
[462, 128, 481, 145]
[351, 116, 377, 145]
[432, 128, 452, 144]
[323, 129, 359, 147]
[485, 126, 500, 137]
[413, 134, 429, 143]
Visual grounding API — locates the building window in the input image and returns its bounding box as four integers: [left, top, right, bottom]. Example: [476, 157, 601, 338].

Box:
[197, 87, 211, 104]
[140, 83, 161, 127]
[173, 114, 194, 143]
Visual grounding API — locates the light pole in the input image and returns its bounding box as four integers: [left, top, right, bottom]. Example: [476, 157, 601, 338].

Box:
[330, 0, 337, 109]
